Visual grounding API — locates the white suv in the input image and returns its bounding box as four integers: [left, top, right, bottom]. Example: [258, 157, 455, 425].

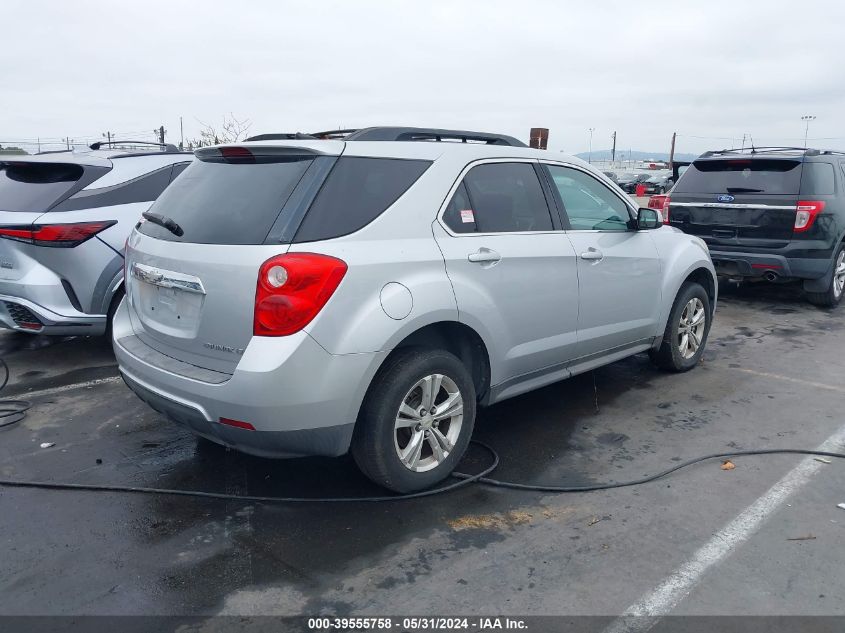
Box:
[113, 127, 716, 492]
[0, 141, 191, 335]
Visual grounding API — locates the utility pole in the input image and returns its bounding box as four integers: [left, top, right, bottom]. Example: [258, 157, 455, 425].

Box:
[64, 137, 71, 150]
[611, 131, 617, 165]
[102, 131, 113, 147]
[157, 126, 166, 144]
[668, 131, 677, 172]
[37, 137, 41, 153]
[587, 127, 595, 164]
[179, 117, 184, 151]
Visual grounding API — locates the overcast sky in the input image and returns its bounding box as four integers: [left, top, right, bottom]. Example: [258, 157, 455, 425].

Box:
[3, 0, 844, 155]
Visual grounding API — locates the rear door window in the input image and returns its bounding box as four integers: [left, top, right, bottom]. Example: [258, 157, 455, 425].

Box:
[442, 182, 475, 233]
[800, 163, 835, 195]
[137, 157, 314, 244]
[0, 162, 84, 212]
[294, 157, 431, 242]
[445, 162, 553, 233]
[673, 159, 802, 195]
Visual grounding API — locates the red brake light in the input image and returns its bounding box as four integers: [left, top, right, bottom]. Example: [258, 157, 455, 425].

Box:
[662, 196, 671, 224]
[220, 146, 256, 163]
[794, 200, 825, 233]
[254, 253, 347, 336]
[0, 221, 116, 247]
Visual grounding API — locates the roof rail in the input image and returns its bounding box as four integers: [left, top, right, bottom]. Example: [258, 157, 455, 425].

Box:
[245, 132, 319, 142]
[344, 127, 527, 147]
[699, 146, 814, 158]
[89, 139, 180, 152]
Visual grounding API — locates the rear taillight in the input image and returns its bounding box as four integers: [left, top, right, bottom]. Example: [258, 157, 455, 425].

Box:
[662, 196, 671, 224]
[794, 200, 825, 233]
[0, 221, 116, 248]
[254, 253, 347, 336]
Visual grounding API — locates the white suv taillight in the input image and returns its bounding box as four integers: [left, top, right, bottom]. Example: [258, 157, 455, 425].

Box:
[794, 200, 825, 233]
[253, 253, 347, 336]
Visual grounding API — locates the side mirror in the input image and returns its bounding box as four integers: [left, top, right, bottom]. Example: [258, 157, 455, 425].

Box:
[637, 207, 661, 230]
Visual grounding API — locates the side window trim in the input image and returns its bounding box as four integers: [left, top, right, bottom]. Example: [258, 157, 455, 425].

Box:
[50, 164, 176, 212]
[540, 160, 636, 233]
[437, 158, 559, 236]
[533, 163, 567, 230]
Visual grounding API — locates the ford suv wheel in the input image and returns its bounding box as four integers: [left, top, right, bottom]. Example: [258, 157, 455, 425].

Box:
[352, 348, 476, 493]
[806, 244, 845, 308]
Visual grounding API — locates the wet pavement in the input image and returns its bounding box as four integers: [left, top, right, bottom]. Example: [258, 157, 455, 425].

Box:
[1, 280, 844, 619]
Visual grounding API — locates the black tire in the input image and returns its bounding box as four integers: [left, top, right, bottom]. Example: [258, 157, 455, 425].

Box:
[104, 287, 125, 339]
[649, 282, 712, 372]
[806, 243, 845, 308]
[351, 348, 476, 493]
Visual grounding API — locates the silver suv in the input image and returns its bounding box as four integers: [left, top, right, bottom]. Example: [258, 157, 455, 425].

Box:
[0, 141, 191, 335]
[113, 127, 717, 492]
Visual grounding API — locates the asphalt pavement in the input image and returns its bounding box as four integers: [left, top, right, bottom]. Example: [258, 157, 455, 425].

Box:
[1, 280, 843, 626]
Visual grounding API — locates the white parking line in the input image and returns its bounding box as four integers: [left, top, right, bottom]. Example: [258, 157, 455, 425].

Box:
[603, 422, 845, 633]
[14, 376, 121, 400]
[728, 366, 845, 394]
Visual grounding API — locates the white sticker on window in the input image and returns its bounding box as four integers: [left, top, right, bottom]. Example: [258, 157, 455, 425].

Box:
[460, 209, 475, 223]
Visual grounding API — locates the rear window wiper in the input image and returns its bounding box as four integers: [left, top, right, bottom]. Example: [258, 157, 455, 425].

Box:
[725, 187, 764, 193]
[142, 211, 184, 237]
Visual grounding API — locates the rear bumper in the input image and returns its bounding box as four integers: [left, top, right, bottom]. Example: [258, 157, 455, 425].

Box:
[113, 301, 387, 458]
[710, 250, 830, 280]
[0, 293, 106, 335]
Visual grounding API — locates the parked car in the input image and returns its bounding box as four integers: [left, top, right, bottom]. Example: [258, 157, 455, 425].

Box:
[649, 192, 671, 222]
[0, 141, 192, 334]
[642, 173, 674, 195]
[618, 172, 652, 193]
[113, 126, 717, 492]
[666, 147, 845, 306]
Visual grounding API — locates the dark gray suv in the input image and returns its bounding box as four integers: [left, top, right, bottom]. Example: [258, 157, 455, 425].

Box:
[666, 147, 845, 306]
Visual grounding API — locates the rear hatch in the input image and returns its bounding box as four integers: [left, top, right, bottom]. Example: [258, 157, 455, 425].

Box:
[125, 143, 341, 373]
[0, 159, 109, 281]
[668, 156, 834, 250]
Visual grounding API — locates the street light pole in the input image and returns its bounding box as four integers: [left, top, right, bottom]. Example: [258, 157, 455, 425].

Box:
[801, 115, 816, 148]
[588, 127, 595, 164]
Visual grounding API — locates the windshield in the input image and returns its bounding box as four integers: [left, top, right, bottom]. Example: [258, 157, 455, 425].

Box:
[673, 159, 802, 195]
[0, 162, 84, 212]
[137, 157, 314, 244]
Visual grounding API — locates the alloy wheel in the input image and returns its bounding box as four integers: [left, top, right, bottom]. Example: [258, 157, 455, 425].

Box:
[394, 374, 464, 472]
[833, 250, 845, 299]
[677, 297, 706, 359]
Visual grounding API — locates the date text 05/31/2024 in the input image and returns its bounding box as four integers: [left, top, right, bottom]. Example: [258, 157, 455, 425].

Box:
[307, 617, 528, 630]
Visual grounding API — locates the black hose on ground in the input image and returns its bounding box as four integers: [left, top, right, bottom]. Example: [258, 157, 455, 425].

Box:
[2, 357, 843, 501]
[0, 358, 31, 429]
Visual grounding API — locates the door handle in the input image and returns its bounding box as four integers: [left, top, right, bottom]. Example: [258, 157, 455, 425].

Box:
[580, 248, 604, 261]
[467, 248, 502, 264]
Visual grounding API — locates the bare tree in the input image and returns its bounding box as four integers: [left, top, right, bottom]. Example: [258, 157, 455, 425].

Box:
[186, 113, 252, 148]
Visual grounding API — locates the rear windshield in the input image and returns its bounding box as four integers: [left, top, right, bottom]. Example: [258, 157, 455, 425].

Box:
[0, 162, 83, 212]
[674, 158, 802, 195]
[137, 157, 313, 244]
